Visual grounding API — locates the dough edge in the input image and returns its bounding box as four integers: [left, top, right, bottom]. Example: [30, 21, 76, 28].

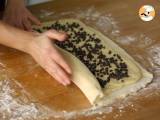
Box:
[33, 19, 153, 106]
[56, 46, 104, 105]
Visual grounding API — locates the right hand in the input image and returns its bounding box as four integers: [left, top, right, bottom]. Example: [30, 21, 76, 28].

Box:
[27, 30, 72, 86]
[3, 0, 41, 31]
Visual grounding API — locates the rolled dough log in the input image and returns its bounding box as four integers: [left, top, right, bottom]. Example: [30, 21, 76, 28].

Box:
[33, 19, 153, 106]
[57, 46, 104, 104]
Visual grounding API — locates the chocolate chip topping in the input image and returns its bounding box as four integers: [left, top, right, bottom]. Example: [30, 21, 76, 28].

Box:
[34, 21, 129, 88]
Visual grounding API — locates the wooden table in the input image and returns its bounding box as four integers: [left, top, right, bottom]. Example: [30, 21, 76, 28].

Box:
[0, 0, 160, 119]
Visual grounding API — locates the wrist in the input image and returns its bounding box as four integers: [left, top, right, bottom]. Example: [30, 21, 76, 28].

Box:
[12, 29, 36, 54]
[0, 21, 36, 55]
[21, 33, 36, 55]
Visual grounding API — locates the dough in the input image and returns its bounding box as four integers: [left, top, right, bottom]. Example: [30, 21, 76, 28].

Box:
[33, 19, 153, 106]
[57, 46, 104, 104]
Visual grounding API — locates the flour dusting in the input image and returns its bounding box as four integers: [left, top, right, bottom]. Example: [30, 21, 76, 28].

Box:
[38, 6, 120, 37]
[0, 5, 159, 120]
[148, 44, 160, 67]
[0, 77, 114, 120]
[116, 34, 155, 48]
[0, 72, 53, 120]
[117, 35, 136, 45]
[39, 9, 55, 19]
[73, 7, 120, 36]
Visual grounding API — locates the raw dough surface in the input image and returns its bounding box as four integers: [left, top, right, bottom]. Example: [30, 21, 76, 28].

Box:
[33, 19, 153, 106]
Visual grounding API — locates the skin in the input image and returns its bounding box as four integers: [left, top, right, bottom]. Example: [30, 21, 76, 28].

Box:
[3, 0, 41, 31]
[1, 0, 72, 86]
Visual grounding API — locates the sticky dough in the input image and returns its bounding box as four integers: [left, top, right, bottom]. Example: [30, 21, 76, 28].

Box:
[33, 19, 153, 106]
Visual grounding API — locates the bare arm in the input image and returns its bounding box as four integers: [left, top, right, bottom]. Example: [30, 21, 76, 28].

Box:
[0, 21, 33, 52]
[0, 21, 71, 86]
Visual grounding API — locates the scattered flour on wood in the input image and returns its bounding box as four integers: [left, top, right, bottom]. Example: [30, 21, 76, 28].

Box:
[116, 34, 155, 47]
[39, 9, 55, 19]
[147, 44, 160, 67]
[0, 77, 114, 120]
[39, 6, 120, 37]
[0, 78, 54, 120]
[0, 6, 159, 120]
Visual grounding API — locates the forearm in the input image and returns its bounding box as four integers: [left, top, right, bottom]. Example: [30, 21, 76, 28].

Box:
[0, 21, 71, 85]
[0, 21, 33, 53]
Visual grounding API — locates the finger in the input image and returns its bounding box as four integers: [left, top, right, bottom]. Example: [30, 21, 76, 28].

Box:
[52, 62, 71, 85]
[15, 21, 25, 30]
[47, 59, 71, 85]
[51, 47, 72, 74]
[43, 30, 68, 41]
[46, 67, 66, 86]
[44, 59, 66, 85]
[23, 18, 32, 31]
[40, 57, 65, 85]
[57, 66, 71, 85]
[28, 13, 41, 26]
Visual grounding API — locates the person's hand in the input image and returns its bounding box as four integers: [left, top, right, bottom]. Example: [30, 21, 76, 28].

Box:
[27, 30, 72, 86]
[3, 0, 41, 31]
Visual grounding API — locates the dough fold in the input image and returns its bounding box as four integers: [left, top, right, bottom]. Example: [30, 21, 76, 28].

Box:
[57, 46, 104, 104]
[33, 19, 153, 105]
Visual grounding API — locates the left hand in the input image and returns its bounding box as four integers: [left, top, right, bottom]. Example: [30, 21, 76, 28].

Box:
[3, 0, 41, 31]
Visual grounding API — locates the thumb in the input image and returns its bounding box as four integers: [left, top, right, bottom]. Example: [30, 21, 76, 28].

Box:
[43, 30, 68, 41]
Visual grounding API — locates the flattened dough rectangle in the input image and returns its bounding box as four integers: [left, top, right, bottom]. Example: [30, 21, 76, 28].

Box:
[33, 19, 153, 106]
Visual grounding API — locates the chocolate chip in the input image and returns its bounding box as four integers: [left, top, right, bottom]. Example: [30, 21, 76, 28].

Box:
[35, 21, 129, 88]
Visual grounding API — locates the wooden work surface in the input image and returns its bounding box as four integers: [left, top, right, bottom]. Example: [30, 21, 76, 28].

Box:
[0, 0, 160, 120]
